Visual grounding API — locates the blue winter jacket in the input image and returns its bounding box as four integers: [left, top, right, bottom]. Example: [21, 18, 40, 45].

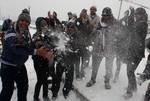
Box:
[1, 29, 34, 66]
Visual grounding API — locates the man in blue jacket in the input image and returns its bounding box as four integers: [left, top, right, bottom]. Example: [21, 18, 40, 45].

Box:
[0, 9, 53, 101]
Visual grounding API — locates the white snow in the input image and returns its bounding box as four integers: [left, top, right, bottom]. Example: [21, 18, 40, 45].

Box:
[73, 50, 149, 101]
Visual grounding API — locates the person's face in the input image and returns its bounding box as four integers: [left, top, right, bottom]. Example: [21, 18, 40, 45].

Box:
[48, 12, 52, 18]
[53, 12, 57, 18]
[68, 14, 73, 19]
[90, 8, 96, 15]
[101, 15, 112, 23]
[40, 20, 48, 33]
[18, 20, 29, 31]
[134, 14, 141, 22]
[82, 12, 87, 18]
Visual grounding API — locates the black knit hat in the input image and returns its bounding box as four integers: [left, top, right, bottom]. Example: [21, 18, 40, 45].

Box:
[135, 7, 146, 15]
[35, 17, 48, 30]
[102, 7, 112, 16]
[18, 8, 31, 24]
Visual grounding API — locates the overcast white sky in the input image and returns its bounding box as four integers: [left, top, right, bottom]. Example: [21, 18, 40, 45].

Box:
[0, 0, 150, 21]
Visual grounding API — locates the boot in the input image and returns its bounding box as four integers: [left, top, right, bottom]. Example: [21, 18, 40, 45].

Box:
[105, 82, 111, 89]
[80, 71, 86, 79]
[62, 87, 70, 99]
[113, 71, 120, 83]
[144, 83, 150, 101]
[52, 92, 58, 100]
[137, 73, 147, 86]
[86, 80, 96, 87]
[104, 76, 111, 89]
[123, 92, 133, 99]
[43, 96, 50, 101]
[33, 98, 41, 101]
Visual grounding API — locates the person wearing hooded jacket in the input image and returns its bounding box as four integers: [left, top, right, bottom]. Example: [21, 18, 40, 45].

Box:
[0, 9, 53, 101]
[50, 21, 77, 100]
[123, 7, 148, 99]
[76, 9, 93, 79]
[1, 18, 13, 46]
[32, 17, 52, 101]
[100, 7, 127, 89]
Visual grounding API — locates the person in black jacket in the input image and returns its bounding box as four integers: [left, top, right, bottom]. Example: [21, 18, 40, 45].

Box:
[76, 9, 92, 79]
[51, 21, 78, 100]
[0, 9, 53, 101]
[32, 17, 51, 101]
[1, 18, 13, 46]
[123, 7, 148, 99]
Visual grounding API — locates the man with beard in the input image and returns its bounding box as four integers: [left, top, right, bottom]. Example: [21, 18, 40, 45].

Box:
[88, 6, 100, 32]
[100, 7, 126, 89]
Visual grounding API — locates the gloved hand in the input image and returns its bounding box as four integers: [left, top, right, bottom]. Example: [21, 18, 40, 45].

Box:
[45, 51, 54, 61]
[36, 46, 49, 58]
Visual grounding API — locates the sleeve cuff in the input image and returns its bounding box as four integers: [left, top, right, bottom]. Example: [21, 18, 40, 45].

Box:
[34, 49, 37, 55]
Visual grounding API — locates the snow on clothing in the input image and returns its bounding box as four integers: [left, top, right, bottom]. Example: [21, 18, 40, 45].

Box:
[126, 20, 148, 94]
[89, 29, 104, 82]
[75, 17, 93, 78]
[0, 28, 33, 101]
[88, 14, 100, 31]
[1, 29, 34, 66]
[32, 32, 49, 100]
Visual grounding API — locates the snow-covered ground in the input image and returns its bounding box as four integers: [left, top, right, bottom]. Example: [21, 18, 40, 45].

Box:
[0, 56, 80, 101]
[74, 50, 149, 101]
[0, 52, 149, 101]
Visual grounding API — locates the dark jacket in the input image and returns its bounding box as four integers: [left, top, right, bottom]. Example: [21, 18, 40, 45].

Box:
[128, 21, 148, 60]
[2, 19, 12, 32]
[1, 29, 34, 66]
[32, 32, 49, 68]
[76, 17, 93, 46]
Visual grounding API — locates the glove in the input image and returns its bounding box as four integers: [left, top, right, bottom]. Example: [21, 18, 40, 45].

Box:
[45, 51, 54, 61]
[147, 48, 150, 54]
[36, 46, 49, 59]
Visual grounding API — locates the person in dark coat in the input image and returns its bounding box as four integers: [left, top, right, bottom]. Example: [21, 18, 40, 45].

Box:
[45, 11, 55, 30]
[0, 9, 53, 101]
[1, 18, 13, 45]
[51, 21, 79, 100]
[101, 7, 121, 89]
[52, 11, 63, 31]
[32, 17, 51, 101]
[123, 7, 148, 99]
[86, 23, 104, 87]
[76, 9, 92, 79]
[98, 7, 128, 89]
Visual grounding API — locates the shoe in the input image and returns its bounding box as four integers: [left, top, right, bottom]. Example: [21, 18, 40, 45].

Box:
[113, 76, 119, 83]
[137, 75, 146, 86]
[76, 75, 81, 81]
[86, 80, 96, 87]
[62, 88, 70, 99]
[104, 76, 111, 89]
[105, 82, 111, 89]
[80, 71, 86, 78]
[63, 92, 69, 99]
[52, 92, 58, 100]
[52, 96, 57, 101]
[33, 98, 41, 101]
[43, 97, 50, 101]
[123, 92, 133, 99]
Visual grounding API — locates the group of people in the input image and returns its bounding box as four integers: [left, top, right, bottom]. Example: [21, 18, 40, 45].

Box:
[0, 5, 149, 101]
